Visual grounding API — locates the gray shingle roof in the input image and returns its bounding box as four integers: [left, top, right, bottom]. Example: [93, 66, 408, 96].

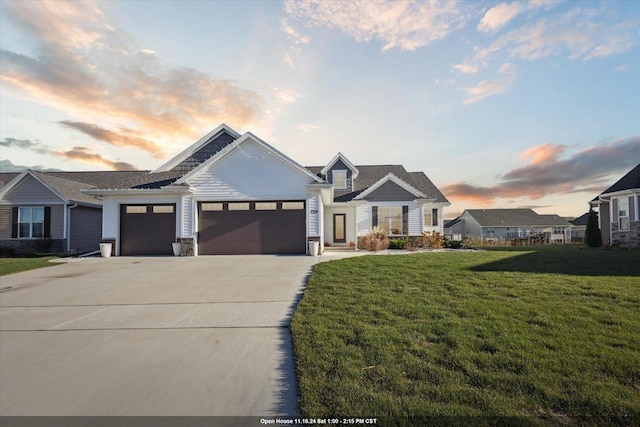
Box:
[46, 170, 185, 189]
[465, 209, 572, 227]
[0, 173, 20, 189]
[570, 212, 591, 226]
[599, 163, 640, 195]
[31, 171, 103, 206]
[306, 164, 449, 203]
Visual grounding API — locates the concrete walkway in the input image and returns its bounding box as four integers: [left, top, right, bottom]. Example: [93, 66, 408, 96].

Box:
[0, 255, 318, 416]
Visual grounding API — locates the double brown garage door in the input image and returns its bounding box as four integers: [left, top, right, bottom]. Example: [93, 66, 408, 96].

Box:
[198, 201, 306, 255]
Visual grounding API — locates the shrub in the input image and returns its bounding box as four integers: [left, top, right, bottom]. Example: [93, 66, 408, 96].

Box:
[585, 208, 602, 248]
[0, 246, 16, 258]
[388, 238, 406, 250]
[418, 231, 444, 249]
[444, 239, 462, 249]
[361, 227, 390, 252]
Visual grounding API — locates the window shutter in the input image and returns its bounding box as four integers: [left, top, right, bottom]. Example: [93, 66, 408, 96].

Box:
[612, 199, 618, 223]
[432, 208, 438, 227]
[11, 207, 18, 238]
[372, 206, 378, 228]
[629, 196, 635, 222]
[402, 206, 408, 235]
[44, 206, 51, 238]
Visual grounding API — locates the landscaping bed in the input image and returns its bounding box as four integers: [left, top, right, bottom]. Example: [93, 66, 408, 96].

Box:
[291, 246, 640, 424]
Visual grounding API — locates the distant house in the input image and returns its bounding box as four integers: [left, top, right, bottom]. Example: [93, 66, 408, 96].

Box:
[443, 217, 465, 240]
[569, 212, 591, 243]
[590, 163, 640, 248]
[450, 208, 572, 243]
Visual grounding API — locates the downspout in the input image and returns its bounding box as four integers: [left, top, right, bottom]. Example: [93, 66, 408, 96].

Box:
[67, 203, 78, 252]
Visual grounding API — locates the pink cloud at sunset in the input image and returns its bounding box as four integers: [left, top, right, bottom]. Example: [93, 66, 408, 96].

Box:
[443, 137, 640, 205]
[0, 0, 264, 158]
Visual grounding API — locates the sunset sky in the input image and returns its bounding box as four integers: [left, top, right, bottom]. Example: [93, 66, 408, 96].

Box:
[1, 0, 638, 218]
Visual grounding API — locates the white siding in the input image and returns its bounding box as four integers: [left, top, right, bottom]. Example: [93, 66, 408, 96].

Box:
[408, 203, 421, 235]
[307, 194, 320, 236]
[1, 175, 64, 204]
[182, 195, 194, 237]
[188, 141, 311, 200]
[357, 204, 371, 236]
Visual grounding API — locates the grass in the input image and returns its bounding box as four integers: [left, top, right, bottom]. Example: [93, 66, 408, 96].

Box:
[291, 246, 640, 425]
[0, 257, 59, 276]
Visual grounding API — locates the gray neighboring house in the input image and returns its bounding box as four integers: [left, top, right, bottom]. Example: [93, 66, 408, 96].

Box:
[569, 212, 591, 243]
[590, 163, 640, 248]
[451, 208, 572, 243]
[0, 169, 182, 254]
[443, 217, 465, 240]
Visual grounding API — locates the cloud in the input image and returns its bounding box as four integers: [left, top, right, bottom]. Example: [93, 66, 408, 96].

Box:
[443, 137, 640, 204]
[56, 147, 137, 171]
[58, 121, 163, 157]
[0, 159, 64, 173]
[458, 7, 639, 73]
[296, 124, 319, 133]
[0, 0, 265, 155]
[271, 88, 298, 105]
[0, 137, 51, 154]
[519, 142, 567, 165]
[478, 2, 523, 33]
[285, 0, 468, 51]
[1, 136, 136, 170]
[463, 62, 516, 104]
[281, 18, 310, 45]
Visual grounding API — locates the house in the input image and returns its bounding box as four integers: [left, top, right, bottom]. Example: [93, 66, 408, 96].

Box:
[1, 124, 450, 256]
[590, 163, 640, 248]
[0, 169, 183, 254]
[443, 217, 465, 240]
[569, 212, 591, 243]
[451, 208, 572, 243]
[0, 169, 103, 253]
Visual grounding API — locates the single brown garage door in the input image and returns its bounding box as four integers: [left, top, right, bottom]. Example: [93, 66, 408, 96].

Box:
[120, 204, 176, 255]
[198, 201, 306, 255]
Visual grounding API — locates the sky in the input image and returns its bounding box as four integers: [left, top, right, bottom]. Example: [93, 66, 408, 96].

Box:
[0, 0, 639, 218]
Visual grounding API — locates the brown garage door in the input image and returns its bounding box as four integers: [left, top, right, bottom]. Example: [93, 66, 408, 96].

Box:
[120, 204, 176, 255]
[198, 201, 306, 255]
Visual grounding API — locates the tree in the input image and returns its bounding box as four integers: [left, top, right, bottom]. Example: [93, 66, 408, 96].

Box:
[585, 207, 602, 247]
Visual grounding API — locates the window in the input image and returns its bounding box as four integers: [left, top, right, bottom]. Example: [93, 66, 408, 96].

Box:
[201, 203, 223, 211]
[332, 170, 347, 189]
[423, 208, 438, 228]
[152, 205, 174, 214]
[282, 201, 304, 210]
[18, 207, 44, 238]
[126, 206, 147, 214]
[379, 206, 403, 235]
[228, 202, 250, 211]
[553, 227, 565, 234]
[255, 202, 277, 210]
[618, 197, 629, 231]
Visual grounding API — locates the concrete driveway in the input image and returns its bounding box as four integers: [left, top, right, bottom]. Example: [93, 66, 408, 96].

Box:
[0, 255, 317, 416]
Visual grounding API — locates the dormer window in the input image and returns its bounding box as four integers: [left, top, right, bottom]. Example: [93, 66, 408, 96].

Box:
[333, 170, 347, 190]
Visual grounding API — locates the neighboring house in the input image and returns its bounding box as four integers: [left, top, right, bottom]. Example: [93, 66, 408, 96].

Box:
[452, 208, 572, 243]
[0, 170, 103, 253]
[569, 212, 591, 243]
[590, 163, 640, 248]
[0, 169, 185, 254]
[80, 124, 449, 256]
[444, 217, 465, 240]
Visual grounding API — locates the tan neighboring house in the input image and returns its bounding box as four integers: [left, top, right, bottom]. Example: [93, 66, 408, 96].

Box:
[590, 163, 640, 248]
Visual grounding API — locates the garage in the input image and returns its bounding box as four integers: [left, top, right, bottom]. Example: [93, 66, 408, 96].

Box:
[198, 201, 306, 255]
[120, 204, 176, 255]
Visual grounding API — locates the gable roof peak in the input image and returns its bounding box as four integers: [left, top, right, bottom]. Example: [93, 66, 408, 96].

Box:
[152, 123, 241, 173]
[321, 152, 359, 177]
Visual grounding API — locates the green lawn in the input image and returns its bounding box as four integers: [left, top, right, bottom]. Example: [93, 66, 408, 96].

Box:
[0, 257, 59, 276]
[291, 246, 640, 425]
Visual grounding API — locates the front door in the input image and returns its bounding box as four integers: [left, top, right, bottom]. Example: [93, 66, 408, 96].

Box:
[333, 214, 346, 243]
